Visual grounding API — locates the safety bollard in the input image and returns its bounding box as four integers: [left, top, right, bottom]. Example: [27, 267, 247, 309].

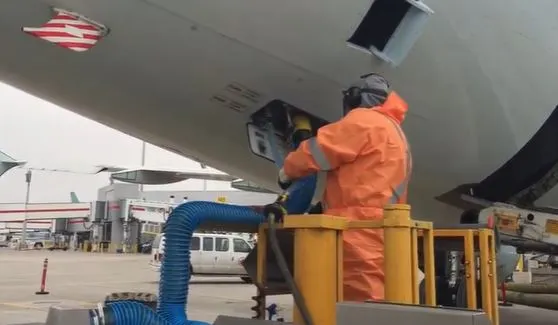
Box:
[499, 282, 512, 307]
[35, 258, 50, 295]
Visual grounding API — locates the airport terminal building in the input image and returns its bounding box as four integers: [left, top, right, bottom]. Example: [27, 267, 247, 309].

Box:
[68, 183, 276, 251]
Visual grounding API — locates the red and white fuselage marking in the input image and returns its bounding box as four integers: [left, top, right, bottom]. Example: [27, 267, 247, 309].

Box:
[22, 9, 106, 52]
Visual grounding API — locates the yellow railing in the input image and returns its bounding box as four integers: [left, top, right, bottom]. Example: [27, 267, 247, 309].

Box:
[254, 204, 498, 325]
[427, 228, 499, 325]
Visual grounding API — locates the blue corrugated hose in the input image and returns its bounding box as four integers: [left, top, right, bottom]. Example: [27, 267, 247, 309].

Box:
[100, 124, 317, 325]
[158, 202, 265, 325]
[105, 301, 168, 325]
[102, 191, 314, 325]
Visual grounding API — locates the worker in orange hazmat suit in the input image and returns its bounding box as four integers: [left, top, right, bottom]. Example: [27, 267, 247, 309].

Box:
[278, 73, 412, 301]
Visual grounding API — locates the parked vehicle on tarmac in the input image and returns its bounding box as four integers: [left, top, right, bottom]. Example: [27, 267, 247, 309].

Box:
[149, 232, 253, 283]
[0, 234, 10, 247]
[8, 231, 55, 250]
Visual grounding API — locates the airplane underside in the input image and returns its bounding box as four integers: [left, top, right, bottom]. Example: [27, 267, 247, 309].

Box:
[1, 0, 558, 225]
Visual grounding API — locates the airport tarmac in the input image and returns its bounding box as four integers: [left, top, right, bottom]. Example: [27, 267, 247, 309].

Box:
[0, 249, 556, 325]
[0, 249, 292, 325]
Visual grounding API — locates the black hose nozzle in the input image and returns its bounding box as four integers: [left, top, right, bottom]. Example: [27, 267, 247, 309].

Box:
[263, 202, 288, 223]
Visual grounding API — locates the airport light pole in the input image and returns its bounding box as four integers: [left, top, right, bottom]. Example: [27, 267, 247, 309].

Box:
[20, 169, 32, 250]
[200, 163, 208, 191]
[139, 141, 146, 194]
[15, 167, 94, 250]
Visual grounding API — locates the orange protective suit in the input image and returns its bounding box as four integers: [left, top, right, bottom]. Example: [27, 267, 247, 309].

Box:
[282, 91, 411, 301]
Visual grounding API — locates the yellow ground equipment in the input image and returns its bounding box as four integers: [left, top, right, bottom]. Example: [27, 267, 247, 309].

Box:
[480, 204, 558, 254]
[243, 204, 499, 325]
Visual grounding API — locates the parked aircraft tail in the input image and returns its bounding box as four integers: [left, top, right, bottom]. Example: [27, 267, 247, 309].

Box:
[70, 191, 80, 203]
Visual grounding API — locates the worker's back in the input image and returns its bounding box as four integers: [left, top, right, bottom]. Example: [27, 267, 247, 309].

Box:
[322, 92, 409, 215]
[322, 91, 409, 301]
[281, 86, 409, 301]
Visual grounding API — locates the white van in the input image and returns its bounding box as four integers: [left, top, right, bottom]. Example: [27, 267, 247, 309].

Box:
[150, 232, 254, 283]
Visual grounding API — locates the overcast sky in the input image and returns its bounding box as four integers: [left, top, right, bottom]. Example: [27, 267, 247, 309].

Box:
[0, 82, 233, 203]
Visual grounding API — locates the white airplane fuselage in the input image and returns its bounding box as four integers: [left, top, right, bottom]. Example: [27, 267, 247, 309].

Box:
[1, 0, 557, 224]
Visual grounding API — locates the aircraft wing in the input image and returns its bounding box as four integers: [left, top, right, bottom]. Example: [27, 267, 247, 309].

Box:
[105, 166, 238, 185]
[94, 164, 129, 173]
[231, 179, 275, 193]
[0, 150, 26, 178]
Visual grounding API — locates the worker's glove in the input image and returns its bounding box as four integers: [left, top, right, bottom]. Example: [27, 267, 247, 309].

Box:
[277, 168, 292, 190]
[308, 202, 323, 214]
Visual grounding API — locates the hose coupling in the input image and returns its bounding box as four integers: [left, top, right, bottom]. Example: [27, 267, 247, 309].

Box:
[263, 201, 288, 223]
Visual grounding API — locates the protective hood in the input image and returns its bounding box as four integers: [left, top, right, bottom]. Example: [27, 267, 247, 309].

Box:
[352, 74, 390, 109]
[374, 91, 408, 124]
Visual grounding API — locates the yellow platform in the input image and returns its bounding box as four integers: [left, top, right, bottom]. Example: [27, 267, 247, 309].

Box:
[255, 204, 499, 325]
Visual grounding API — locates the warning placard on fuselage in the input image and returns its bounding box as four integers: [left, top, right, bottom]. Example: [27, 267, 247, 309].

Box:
[246, 123, 288, 164]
